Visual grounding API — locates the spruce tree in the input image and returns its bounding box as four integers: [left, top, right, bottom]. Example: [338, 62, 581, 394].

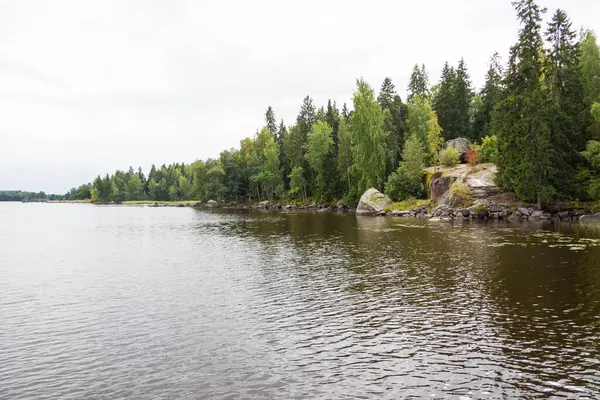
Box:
[265, 106, 277, 138]
[407, 64, 429, 102]
[454, 58, 474, 139]
[433, 62, 457, 140]
[494, 0, 554, 207]
[480, 52, 504, 139]
[545, 9, 588, 195]
[378, 77, 407, 175]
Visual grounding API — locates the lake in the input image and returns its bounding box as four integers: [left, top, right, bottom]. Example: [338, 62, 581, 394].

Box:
[1, 202, 599, 398]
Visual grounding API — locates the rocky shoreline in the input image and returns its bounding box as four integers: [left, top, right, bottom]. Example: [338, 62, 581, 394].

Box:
[133, 198, 600, 225]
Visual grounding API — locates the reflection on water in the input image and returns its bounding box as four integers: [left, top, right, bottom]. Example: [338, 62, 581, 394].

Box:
[1, 203, 599, 398]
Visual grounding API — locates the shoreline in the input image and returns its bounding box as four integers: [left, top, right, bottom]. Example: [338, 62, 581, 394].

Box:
[33, 199, 600, 225]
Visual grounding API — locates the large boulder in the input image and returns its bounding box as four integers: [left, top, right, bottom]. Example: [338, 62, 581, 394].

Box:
[356, 188, 393, 215]
[443, 137, 471, 163]
[206, 199, 219, 208]
[580, 213, 600, 225]
[428, 163, 501, 208]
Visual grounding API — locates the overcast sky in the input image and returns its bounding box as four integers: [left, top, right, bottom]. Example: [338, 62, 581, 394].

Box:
[1, 0, 599, 193]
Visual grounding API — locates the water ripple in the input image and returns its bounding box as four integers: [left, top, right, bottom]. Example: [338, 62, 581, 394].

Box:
[1, 204, 599, 398]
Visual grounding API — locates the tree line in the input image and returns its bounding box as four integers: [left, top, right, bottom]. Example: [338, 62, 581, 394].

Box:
[67, 0, 600, 207]
[0, 191, 64, 202]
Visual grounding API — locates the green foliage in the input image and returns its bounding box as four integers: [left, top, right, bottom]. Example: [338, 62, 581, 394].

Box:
[385, 135, 426, 201]
[439, 147, 460, 166]
[479, 53, 504, 140]
[305, 121, 334, 201]
[407, 64, 428, 102]
[480, 135, 499, 164]
[427, 110, 443, 167]
[432, 59, 473, 140]
[582, 140, 600, 169]
[288, 166, 306, 202]
[406, 94, 432, 151]
[0, 190, 64, 202]
[337, 118, 353, 197]
[378, 77, 408, 172]
[349, 78, 389, 194]
[592, 102, 600, 121]
[494, 0, 555, 206]
[579, 30, 600, 106]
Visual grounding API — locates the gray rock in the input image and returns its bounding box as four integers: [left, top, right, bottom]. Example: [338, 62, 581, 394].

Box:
[530, 210, 543, 219]
[207, 199, 219, 208]
[540, 212, 552, 220]
[518, 207, 531, 216]
[489, 212, 500, 219]
[579, 213, 600, 225]
[390, 210, 413, 217]
[443, 137, 471, 162]
[558, 211, 570, 219]
[508, 211, 522, 220]
[573, 209, 587, 216]
[256, 200, 270, 209]
[499, 209, 511, 219]
[356, 188, 393, 215]
[458, 208, 470, 217]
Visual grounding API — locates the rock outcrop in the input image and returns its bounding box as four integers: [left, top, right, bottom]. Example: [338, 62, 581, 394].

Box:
[207, 200, 219, 208]
[428, 163, 505, 209]
[357, 188, 392, 215]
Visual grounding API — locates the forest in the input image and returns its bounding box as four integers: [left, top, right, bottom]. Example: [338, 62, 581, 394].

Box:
[0, 191, 64, 202]
[65, 0, 600, 208]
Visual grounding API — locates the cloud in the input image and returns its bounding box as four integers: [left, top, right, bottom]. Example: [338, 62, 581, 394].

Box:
[0, 0, 598, 193]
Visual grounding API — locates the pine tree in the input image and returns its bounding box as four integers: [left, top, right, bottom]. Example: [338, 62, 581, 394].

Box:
[454, 58, 474, 139]
[378, 77, 407, 176]
[545, 9, 588, 195]
[341, 102, 351, 122]
[265, 106, 277, 138]
[480, 52, 504, 139]
[407, 64, 429, 102]
[377, 77, 396, 110]
[494, 0, 554, 207]
[433, 62, 457, 140]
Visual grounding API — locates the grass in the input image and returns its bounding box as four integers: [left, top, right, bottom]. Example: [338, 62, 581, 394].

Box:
[385, 198, 431, 213]
[120, 200, 199, 205]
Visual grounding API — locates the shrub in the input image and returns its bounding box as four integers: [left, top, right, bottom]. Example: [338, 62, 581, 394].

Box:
[589, 178, 600, 201]
[480, 135, 498, 164]
[447, 182, 473, 208]
[439, 147, 461, 166]
[465, 146, 481, 166]
[384, 164, 425, 201]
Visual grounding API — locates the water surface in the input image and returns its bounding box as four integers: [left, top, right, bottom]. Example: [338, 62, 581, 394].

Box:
[1, 203, 599, 398]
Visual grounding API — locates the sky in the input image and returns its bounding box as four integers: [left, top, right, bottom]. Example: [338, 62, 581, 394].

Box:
[1, 0, 599, 193]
